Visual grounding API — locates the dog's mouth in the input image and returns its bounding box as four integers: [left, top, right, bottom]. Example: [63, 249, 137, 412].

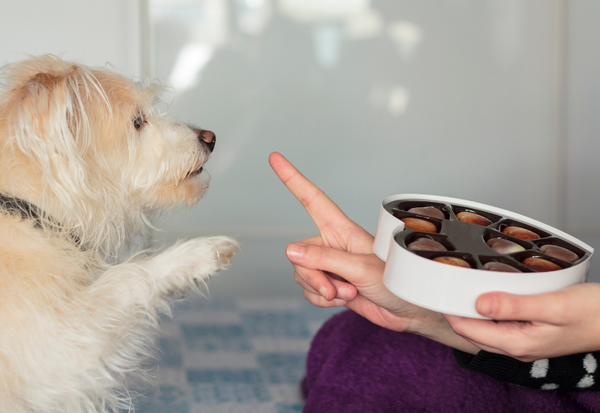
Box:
[184, 166, 204, 180]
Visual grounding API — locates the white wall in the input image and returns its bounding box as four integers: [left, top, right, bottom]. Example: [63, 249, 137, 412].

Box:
[565, 1, 600, 233]
[0, 0, 142, 77]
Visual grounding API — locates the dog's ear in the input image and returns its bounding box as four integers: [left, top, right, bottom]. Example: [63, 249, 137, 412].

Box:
[14, 64, 92, 148]
[5, 57, 109, 200]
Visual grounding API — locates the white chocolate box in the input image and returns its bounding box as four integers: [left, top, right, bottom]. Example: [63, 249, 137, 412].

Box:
[373, 194, 594, 319]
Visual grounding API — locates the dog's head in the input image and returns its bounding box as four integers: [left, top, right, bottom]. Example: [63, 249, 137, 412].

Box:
[0, 55, 215, 249]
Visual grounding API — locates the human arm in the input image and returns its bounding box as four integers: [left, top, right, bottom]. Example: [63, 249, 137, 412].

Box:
[292, 238, 600, 392]
[269, 151, 600, 390]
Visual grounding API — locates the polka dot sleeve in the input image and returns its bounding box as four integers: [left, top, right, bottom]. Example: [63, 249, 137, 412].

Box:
[452, 349, 600, 391]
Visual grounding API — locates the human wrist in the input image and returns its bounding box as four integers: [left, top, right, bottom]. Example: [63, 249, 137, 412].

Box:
[408, 310, 480, 355]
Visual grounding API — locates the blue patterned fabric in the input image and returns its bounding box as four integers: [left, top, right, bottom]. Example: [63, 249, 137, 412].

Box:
[135, 297, 342, 413]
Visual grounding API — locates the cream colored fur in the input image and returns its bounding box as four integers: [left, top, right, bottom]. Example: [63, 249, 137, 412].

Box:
[0, 55, 240, 413]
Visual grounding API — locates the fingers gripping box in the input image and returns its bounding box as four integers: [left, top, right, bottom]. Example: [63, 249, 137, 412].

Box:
[373, 194, 594, 319]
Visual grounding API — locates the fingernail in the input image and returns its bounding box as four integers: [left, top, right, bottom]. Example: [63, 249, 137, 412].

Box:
[477, 296, 497, 316]
[286, 243, 305, 260]
[333, 299, 347, 306]
[319, 286, 330, 300]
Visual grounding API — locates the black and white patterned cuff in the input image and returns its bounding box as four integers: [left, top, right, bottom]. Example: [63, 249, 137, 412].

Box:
[452, 349, 600, 392]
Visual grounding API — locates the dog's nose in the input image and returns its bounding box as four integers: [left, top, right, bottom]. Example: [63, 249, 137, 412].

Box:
[200, 129, 216, 152]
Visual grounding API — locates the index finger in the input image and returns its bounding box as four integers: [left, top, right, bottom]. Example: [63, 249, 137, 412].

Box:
[269, 152, 350, 231]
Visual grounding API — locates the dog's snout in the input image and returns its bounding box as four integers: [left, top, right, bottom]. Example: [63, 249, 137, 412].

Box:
[200, 129, 216, 152]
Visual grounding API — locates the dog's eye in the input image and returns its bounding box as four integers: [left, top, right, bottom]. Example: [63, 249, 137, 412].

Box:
[133, 112, 147, 131]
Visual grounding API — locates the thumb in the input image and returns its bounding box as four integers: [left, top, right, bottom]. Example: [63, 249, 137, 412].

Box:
[286, 242, 381, 286]
[476, 290, 561, 323]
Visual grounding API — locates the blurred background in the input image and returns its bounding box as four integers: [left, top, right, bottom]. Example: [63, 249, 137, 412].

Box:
[3, 1, 600, 411]
[1, 0, 600, 295]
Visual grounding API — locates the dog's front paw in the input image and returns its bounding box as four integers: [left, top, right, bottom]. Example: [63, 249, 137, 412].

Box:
[150, 236, 241, 295]
[207, 236, 241, 267]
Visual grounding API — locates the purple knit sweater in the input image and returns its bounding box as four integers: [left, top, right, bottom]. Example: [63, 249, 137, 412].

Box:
[302, 310, 600, 413]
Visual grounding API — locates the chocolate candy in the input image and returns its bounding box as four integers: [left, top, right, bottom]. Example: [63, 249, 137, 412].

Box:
[502, 226, 540, 241]
[407, 238, 447, 252]
[407, 206, 445, 219]
[486, 238, 525, 254]
[483, 262, 522, 272]
[401, 218, 437, 233]
[390, 198, 589, 276]
[456, 211, 492, 226]
[523, 257, 561, 272]
[433, 256, 471, 268]
[540, 245, 579, 263]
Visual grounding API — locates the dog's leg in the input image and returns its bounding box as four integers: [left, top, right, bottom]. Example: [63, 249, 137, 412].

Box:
[76, 236, 240, 410]
[91, 235, 240, 319]
[95, 235, 239, 297]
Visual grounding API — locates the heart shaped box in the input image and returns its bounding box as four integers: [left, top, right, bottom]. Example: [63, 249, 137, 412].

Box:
[373, 194, 594, 319]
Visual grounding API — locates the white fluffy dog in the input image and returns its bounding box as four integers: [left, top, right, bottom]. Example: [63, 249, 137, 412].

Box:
[0, 55, 240, 412]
